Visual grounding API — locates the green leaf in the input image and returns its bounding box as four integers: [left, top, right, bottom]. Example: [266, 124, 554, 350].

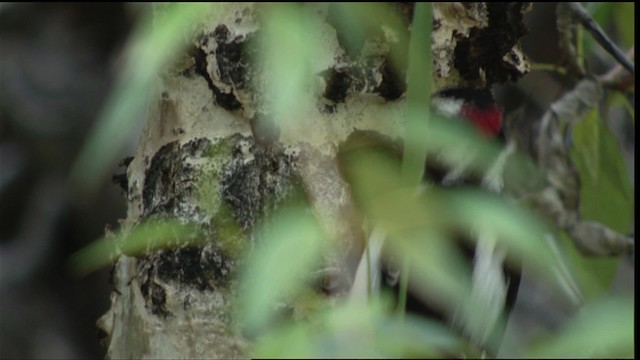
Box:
[558, 231, 619, 300]
[586, 3, 611, 27]
[328, 3, 410, 69]
[607, 92, 634, 125]
[69, 219, 200, 276]
[259, 4, 328, 133]
[252, 298, 465, 358]
[237, 205, 326, 334]
[612, 3, 636, 49]
[71, 4, 216, 196]
[445, 189, 556, 274]
[594, 120, 634, 222]
[584, 3, 634, 65]
[409, 113, 507, 178]
[572, 108, 601, 182]
[567, 97, 633, 300]
[391, 229, 472, 318]
[571, 110, 633, 232]
[526, 296, 634, 358]
[403, 3, 432, 186]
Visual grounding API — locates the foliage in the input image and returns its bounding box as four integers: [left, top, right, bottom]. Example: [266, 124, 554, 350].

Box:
[72, 3, 634, 358]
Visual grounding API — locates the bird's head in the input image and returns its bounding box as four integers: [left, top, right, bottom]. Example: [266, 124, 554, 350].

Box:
[430, 87, 503, 138]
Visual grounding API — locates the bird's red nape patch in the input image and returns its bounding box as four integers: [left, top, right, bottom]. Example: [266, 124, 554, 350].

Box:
[461, 104, 503, 137]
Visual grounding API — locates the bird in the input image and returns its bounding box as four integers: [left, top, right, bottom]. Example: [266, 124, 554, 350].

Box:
[338, 86, 521, 357]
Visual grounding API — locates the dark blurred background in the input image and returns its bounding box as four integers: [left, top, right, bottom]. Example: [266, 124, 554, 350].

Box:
[0, 3, 633, 359]
[1, 3, 135, 358]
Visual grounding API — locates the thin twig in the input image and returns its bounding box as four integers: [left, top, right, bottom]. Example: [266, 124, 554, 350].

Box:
[556, 3, 584, 76]
[568, 2, 635, 75]
[599, 47, 635, 91]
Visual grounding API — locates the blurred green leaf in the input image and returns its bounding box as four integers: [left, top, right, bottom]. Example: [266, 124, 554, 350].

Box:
[338, 136, 562, 324]
[392, 229, 472, 318]
[338, 139, 472, 313]
[612, 2, 635, 49]
[567, 107, 633, 299]
[445, 189, 555, 273]
[71, 3, 216, 196]
[571, 105, 633, 230]
[583, 3, 633, 67]
[409, 113, 510, 179]
[259, 4, 326, 133]
[376, 311, 467, 358]
[526, 295, 634, 358]
[69, 234, 121, 277]
[253, 297, 464, 358]
[238, 204, 326, 334]
[403, 2, 432, 187]
[557, 231, 618, 300]
[327, 3, 374, 59]
[573, 108, 601, 181]
[329, 3, 410, 69]
[69, 219, 200, 276]
[439, 189, 584, 320]
[607, 92, 635, 124]
[586, 3, 611, 27]
[341, 148, 440, 234]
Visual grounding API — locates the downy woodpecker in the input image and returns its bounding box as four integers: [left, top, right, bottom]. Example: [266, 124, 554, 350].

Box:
[344, 87, 520, 356]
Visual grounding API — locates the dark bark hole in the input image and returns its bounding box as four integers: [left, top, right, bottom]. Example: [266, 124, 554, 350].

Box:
[374, 58, 406, 101]
[140, 280, 170, 318]
[191, 46, 242, 112]
[321, 67, 352, 103]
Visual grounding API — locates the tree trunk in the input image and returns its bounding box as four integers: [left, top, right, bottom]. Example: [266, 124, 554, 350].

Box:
[96, 3, 535, 358]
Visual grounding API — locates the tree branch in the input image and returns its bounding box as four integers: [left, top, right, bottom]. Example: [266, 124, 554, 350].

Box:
[599, 47, 635, 91]
[567, 2, 635, 75]
[528, 78, 635, 257]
